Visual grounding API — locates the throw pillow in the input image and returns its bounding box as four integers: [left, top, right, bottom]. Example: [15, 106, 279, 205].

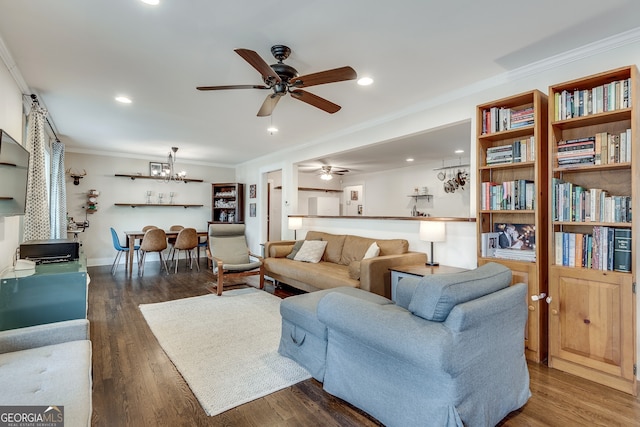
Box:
[286, 240, 305, 260]
[363, 242, 380, 259]
[348, 260, 361, 280]
[294, 240, 328, 263]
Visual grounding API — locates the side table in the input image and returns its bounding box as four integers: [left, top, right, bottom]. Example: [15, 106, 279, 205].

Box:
[389, 264, 468, 301]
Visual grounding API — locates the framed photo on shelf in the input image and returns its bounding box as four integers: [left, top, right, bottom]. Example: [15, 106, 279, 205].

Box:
[149, 162, 163, 176]
[249, 184, 256, 199]
[494, 223, 535, 250]
[249, 203, 256, 217]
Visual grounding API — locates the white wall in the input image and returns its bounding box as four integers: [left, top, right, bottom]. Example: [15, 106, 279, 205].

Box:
[340, 158, 471, 218]
[0, 60, 25, 271]
[64, 152, 235, 266]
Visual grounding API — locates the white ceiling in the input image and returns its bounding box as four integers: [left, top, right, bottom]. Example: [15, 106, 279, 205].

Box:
[1, 0, 640, 172]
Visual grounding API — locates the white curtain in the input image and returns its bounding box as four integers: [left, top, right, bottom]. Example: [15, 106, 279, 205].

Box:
[50, 139, 67, 239]
[23, 103, 51, 242]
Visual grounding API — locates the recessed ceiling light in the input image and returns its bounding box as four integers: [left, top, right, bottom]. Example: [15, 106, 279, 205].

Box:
[115, 96, 132, 104]
[454, 149, 464, 154]
[267, 126, 278, 134]
[406, 158, 415, 162]
[141, 0, 160, 5]
[357, 77, 374, 86]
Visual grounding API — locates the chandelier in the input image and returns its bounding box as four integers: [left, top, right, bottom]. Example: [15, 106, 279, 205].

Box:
[161, 147, 187, 183]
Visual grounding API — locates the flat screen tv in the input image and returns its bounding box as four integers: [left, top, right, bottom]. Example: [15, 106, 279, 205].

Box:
[0, 129, 29, 217]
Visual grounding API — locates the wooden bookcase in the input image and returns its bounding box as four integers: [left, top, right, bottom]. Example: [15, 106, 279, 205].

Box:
[476, 90, 548, 363]
[547, 66, 638, 395]
[211, 183, 244, 224]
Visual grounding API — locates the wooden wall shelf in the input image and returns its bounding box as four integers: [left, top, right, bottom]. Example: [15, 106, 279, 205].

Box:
[114, 203, 203, 208]
[114, 174, 203, 183]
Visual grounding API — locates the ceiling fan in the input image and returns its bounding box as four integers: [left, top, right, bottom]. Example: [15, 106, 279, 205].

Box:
[318, 165, 349, 181]
[197, 45, 357, 117]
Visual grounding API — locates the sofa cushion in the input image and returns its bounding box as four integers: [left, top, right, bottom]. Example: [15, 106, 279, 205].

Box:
[348, 260, 361, 280]
[0, 340, 92, 427]
[305, 231, 346, 263]
[340, 235, 376, 265]
[363, 242, 380, 259]
[264, 258, 359, 290]
[376, 239, 409, 256]
[286, 240, 305, 259]
[294, 240, 328, 263]
[408, 262, 512, 322]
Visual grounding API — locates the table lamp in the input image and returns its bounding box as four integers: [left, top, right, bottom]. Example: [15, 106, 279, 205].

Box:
[419, 221, 446, 266]
[288, 217, 303, 240]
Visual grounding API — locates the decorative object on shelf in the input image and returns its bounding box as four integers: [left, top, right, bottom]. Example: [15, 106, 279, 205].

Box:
[249, 184, 256, 199]
[146, 190, 152, 204]
[169, 192, 175, 204]
[66, 168, 86, 185]
[249, 203, 256, 217]
[149, 162, 163, 176]
[86, 189, 99, 214]
[158, 192, 164, 204]
[288, 217, 302, 239]
[419, 221, 445, 266]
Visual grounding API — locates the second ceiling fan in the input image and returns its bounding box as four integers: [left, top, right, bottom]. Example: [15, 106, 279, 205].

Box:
[197, 45, 357, 117]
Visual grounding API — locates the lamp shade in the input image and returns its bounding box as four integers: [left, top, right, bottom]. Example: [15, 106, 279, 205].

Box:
[288, 217, 303, 230]
[419, 221, 445, 242]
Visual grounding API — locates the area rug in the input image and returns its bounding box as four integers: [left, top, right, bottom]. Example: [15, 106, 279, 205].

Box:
[139, 288, 311, 416]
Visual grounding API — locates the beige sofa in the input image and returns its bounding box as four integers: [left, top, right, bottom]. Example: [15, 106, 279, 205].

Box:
[264, 231, 426, 298]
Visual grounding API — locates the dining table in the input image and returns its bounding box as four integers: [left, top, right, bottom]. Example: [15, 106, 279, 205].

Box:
[123, 229, 208, 277]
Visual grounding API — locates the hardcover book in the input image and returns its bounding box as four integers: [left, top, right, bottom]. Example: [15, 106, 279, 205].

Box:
[613, 228, 632, 272]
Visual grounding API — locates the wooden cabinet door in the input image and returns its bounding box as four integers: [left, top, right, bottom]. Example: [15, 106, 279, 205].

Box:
[548, 267, 635, 393]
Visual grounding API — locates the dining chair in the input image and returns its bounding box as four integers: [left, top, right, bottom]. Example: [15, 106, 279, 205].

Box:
[206, 224, 264, 296]
[172, 228, 200, 273]
[110, 227, 140, 274]
[138, 228, 169, 276]
[167, 224, 184, 259]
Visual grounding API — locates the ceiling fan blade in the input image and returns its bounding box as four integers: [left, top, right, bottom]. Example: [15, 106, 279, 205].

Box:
[290, 90, 341, 114]
[234, 48, 281, 84]
[290, 66, 357, 88]
[257, 94, 282, 117]
[196, 84, 268, 91]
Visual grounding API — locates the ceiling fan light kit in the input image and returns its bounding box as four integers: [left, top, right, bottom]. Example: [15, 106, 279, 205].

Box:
[197, 45, 357, 117]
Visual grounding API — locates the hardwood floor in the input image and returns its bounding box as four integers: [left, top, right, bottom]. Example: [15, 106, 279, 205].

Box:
[89, 261, 640, 426]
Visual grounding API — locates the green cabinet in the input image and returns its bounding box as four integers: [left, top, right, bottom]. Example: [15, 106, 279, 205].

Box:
[0, 256, 88, 331]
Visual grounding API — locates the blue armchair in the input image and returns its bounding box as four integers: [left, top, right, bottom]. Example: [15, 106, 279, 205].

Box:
[316, 262, 530, 427]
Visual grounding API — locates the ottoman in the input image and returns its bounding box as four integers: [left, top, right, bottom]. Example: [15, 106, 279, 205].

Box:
[278, 287, 393, 381]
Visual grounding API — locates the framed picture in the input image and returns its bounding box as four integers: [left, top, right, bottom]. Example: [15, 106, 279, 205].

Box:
[162, 163, 170, 175]
[249, 203, 256, 217]
[249, 184, 256, 199]
[149, 162, 163, 176]
[351, 190, 359, 201]
[493, 223, 535, 250]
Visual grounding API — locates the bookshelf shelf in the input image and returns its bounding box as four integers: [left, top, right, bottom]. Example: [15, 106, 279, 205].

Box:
[547, 65, 638, 396]
[476, 89, 549, 364]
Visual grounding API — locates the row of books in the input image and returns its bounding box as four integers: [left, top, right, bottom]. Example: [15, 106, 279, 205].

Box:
[554, 228, 631, 272]
[552, 178, 632, 223]
[481, 106, 534, 134]
[555, 129, 631, 168]
[553, 78, 631, 121]
[486, 137, 535, 165]
[481, 180, 535, 211]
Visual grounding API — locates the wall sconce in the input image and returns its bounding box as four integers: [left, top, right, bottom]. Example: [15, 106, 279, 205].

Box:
[419, 221, 446, 266]
[288, 217, 302, 240]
